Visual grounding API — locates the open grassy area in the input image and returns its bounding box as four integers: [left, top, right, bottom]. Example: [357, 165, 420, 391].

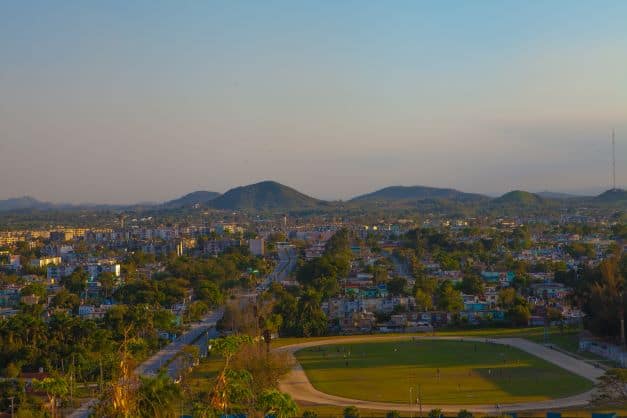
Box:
[295, 403, 627, 418]
[272, 326, 579, 348]
[185, 354, 224, 397]
[295, 339, 593, 405]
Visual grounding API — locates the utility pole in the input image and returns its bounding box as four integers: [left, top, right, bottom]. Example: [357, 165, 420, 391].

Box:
[418, 384, 423, 418]
[409, 386, 413, 418]
[8, 396, 14, 418]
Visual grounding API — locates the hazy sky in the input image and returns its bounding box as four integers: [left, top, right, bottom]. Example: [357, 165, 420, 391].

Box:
[1, 1, 626, 203]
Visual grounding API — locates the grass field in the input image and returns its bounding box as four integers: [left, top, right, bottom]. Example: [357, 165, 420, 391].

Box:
[295, 339, 593, 405]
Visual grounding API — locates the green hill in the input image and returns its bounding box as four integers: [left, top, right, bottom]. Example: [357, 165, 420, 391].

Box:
[491, 190, 545, 206]
[594, 188, 627, 203]
[162, 191, 221, 208]
[209, 181, 323, 211]
[351, 185, 487, 203]
[0, 196, 55, 211]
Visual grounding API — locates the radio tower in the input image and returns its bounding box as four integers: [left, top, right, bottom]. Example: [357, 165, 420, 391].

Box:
[612, 129, 616, 191]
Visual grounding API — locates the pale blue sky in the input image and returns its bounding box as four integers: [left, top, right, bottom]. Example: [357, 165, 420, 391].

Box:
[1, 1, 625, 203]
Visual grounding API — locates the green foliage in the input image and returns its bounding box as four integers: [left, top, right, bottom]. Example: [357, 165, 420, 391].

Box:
[257, 389, 298, 418]
[60, 267, 88, 294]
[457, 409, 473, 418]
[211, 335, 254, 364]
[387, 276, 408, 296]
[137, 372, 182, 418]
[343, 406, 360, 418]
[414, 288, 434, 311]
[565, 242, 596, 259]
[296, 229, 352, 298]
[586, 257, 625, 337]
[428, 409, 443, 418]
[436, 280, 463, 313]
[386, 411, 401, 418]
[509, 304, 531, 326]
[302, 410, 319, 418]
[460, 273, 484, 296]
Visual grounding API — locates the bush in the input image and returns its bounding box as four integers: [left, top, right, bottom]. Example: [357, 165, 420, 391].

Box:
[386, 411, 401, 418]
[302, 411, 318, 418]
[343, 406, 360, 418]
[428, 409, 443, 418]
[457, 409, 473, 418]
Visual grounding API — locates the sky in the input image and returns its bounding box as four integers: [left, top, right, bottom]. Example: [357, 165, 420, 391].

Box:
[1, 1, 626, 204]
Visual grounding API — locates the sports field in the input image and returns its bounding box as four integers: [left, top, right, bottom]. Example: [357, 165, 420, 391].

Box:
[294, 339, 593, 405]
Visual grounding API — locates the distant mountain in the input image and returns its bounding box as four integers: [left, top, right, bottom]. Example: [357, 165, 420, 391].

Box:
[351, 185, 488, 203]
[209, 181, 323, 211]
[491, 190, 545, 206]
[162, 191, 221, 208]
[536, 191, 585, 200]
[594, 188, 627, 203]
[0, 196, 55, 211]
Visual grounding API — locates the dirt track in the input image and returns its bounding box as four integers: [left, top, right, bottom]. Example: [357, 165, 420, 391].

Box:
[276, 335, 604, 414]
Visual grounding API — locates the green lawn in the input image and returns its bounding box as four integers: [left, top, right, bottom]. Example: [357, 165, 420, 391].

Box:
[295, 339, 593, 405]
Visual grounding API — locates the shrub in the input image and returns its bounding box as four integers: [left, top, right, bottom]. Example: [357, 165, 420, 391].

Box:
[343, 406, 360, 418]
[457, 409, 473, 418]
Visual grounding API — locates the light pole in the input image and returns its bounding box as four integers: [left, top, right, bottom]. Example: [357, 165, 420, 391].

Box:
[409, 387, 413, 418]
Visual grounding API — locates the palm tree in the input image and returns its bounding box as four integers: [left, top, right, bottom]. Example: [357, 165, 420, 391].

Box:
[136, 372, 182, 418]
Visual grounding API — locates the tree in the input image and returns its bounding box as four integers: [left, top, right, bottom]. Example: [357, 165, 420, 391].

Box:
[343, 406, 360, 418]
[61, 268, 88, 295]
[99, 272, 116, 299]
[457, 409, 474, 418]
[257, 389, 298, 418]
[460, 274, 484, 296]
[588, 257, 625, 337]
[3, 362, 20, 378]
[297, 289, 327, 337]
[436, 281, 463, 313]
[32, 377, 69, 418]
[136, 372, 182, 418]
[428, 409, 443, 418]
[509, 304, 531, 327]
[209, 335, 253, 413]
[497, 288, 517, 309]
[415, 288, 433, 312]
[50, 288, 80, 311]
[388, 276, 408, 296]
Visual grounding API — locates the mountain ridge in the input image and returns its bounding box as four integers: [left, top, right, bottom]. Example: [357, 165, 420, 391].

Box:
[162, 191, 221, 208]
[350, 185, 488, 203]
[208, 181, 323, 211]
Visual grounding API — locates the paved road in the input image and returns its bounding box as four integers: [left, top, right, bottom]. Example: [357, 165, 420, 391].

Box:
[67, 309, 224, 418]
[136, 309, 224, 378]
[277, 335, 604, 414]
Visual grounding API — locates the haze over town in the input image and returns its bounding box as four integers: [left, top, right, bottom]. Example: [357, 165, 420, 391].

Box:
[1, 1, 626, 204]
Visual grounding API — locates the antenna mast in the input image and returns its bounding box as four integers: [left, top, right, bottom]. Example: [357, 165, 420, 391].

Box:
[612, 129, 616, 190]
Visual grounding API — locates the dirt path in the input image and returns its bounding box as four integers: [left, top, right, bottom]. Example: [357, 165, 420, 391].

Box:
[276, 335, 604, 414]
